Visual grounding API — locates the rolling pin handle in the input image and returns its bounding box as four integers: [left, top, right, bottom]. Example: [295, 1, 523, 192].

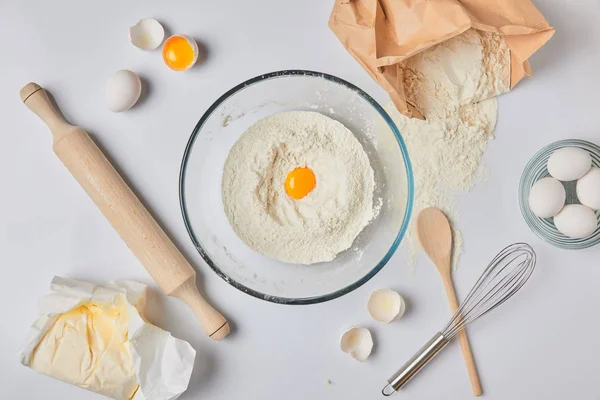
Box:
[171, 278, 230, 340]
[20, 82, 72, 138]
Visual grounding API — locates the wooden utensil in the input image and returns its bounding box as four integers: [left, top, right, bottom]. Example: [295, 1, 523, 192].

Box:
[20, 82, 230, 340]
[416, 207, 482, 396]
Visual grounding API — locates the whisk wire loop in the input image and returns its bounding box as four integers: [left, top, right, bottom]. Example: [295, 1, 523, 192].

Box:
[442, 243, 536, 339]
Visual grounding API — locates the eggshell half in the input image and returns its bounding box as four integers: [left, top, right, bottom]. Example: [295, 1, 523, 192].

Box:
[368, 289, 406, 323]
[130, 18, 164, 50]
[340, 327, 373, 362]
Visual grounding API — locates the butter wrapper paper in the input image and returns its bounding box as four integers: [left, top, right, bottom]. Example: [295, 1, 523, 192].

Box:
[19, 276, 196, 400]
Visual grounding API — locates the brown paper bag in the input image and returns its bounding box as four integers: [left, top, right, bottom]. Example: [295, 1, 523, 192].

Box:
[329, 0, 555, 119]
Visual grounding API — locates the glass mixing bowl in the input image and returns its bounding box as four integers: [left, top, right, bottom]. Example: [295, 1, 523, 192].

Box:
[179, 70, 413, 304]
[519, 139, 600, 250]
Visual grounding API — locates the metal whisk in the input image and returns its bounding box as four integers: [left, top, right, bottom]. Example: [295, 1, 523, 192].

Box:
[382, 243, 536, 396]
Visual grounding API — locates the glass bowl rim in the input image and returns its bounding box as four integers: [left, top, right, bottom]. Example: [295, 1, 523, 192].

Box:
[179, 69, 414, 305]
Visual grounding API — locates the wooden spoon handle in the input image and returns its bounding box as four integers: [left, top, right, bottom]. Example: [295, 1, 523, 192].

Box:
[442, 277, 482, 396]
[21, 82, 230, 340]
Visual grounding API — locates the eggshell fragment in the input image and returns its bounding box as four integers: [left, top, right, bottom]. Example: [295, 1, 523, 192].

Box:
[554, 204, 597, 239]
[105, 70, 142, 113]
[528, 177, 566, 218]
[548, 147, 592, 181]
[340, 327, 373, 362]
[577, 167, 600, 210]
[368, 289, 405, 323]
[129, 18, 164, 50]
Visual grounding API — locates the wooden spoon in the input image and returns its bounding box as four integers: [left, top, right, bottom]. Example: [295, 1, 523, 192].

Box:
[416, 208, 482, 396]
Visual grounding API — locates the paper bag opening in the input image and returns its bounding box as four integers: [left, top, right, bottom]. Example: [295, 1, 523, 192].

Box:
[330, 0, 554, 119]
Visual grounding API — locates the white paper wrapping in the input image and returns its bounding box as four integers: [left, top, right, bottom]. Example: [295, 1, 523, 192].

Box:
[19, 276, 196, 400]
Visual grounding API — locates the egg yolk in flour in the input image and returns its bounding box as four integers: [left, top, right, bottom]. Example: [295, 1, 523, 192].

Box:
[285, 167, 316, 199]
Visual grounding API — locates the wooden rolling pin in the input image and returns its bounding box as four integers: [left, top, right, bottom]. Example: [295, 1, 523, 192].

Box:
[21, 82, 230, 340]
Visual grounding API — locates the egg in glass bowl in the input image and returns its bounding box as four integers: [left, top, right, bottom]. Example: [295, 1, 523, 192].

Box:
[179, 70, 413, 304]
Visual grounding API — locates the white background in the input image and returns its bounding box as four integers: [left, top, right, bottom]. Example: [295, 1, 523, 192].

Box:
[1, 1, 598, 399]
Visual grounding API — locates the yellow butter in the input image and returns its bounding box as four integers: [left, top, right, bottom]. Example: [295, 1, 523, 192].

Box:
[29, 297, 139, 400]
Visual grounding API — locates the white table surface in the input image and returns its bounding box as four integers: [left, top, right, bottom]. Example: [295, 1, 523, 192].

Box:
[1, 1, 598, 399]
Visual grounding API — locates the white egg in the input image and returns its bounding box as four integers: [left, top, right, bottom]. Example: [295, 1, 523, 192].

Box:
[105, 70, 142, 113]
[528, 177, 566, 218]
[577, 167, 600, 210]
[553, 204, 597, 239]
[547, 147, 591, 181]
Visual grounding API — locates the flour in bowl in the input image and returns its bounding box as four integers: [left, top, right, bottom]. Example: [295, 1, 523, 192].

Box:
[221, 111, 374, 264]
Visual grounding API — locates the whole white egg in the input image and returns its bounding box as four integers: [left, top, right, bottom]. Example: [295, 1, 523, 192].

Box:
[553, 204, 597, 239]
[528, 177, 566, 218]
[105, 70, 142, 113]
[547, 147, 591, 181]
[577, 167, 600, 210]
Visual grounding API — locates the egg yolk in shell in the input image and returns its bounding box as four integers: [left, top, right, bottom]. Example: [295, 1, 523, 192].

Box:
[285, 167, 316, 200]
[162, 36, 196, 71]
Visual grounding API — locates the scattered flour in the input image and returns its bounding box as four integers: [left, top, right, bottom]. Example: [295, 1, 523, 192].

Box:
[386, 29, 510, 269]
[222, 111, 374, 264]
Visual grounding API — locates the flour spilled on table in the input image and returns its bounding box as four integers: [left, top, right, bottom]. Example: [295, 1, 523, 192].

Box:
[385, 29, 511, 269]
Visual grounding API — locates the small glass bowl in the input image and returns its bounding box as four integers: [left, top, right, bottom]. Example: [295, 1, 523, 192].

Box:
[179, 70, 413, 304]
[519, 139, 600, 249]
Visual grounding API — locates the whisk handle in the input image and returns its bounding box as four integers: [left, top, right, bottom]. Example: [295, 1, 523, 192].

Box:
[382, 332, 449, 396]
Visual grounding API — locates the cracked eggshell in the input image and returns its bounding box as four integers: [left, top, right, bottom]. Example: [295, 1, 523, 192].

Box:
[162, 35, 199, 71]
[368, 289, 405, 323]
[340, 327, 373, 362]
[129, 18, 164, 50]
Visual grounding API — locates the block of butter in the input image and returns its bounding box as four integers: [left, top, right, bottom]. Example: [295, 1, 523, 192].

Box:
[19, 276, 196, 400]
